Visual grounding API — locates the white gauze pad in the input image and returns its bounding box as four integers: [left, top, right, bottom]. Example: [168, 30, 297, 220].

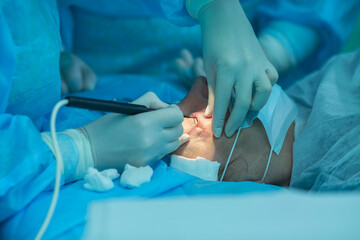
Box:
[119, 164, 153, 189]
[170, 155, 220, 181]
[83, 167, 120, 192]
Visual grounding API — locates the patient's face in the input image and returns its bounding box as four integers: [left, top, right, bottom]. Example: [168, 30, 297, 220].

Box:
[174, 77, 294, 186]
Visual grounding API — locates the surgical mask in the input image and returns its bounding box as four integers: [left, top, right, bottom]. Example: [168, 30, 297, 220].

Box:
[170, 155, 220, 181]
[230, 84, 298, 154]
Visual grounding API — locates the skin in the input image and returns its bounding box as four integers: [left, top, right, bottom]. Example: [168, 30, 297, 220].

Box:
[173, 77, 294, 186]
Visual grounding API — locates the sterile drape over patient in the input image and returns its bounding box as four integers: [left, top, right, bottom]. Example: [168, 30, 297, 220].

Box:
[287, 50, 360, 191]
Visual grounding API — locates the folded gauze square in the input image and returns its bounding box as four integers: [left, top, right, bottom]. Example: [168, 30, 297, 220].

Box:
[170, 155, 220, 181]
[119, 164, 153, 188]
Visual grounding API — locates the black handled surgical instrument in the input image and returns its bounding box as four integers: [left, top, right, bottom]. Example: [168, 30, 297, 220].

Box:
[65, 96, 195, 118]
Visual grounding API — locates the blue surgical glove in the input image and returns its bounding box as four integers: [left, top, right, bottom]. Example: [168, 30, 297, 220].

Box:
[77, 92, 189, 172]
[186, 0, 278, 138]
[259, 21, 320, 73]
[60, 51, 98, 94]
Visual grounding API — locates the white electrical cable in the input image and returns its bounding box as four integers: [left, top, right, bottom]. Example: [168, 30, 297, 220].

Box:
[261, 147, 274, 183]
[35, 99, 69, 240]
[220, 128, 241, 182]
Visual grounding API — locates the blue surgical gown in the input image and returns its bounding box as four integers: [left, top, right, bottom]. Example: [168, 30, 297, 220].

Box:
[58, 0, 360, 87]
[0, 0, 194, 227]
[0, 0, 185, 227]
[0, 2, 284, 239]
[0, 0, 101, 225]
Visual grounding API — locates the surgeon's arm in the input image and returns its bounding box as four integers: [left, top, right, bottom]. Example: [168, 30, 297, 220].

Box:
[0, 11, 79, 222]
[259, 21, 320, 74]
[0, 114, 84, 222]
[257, 0, 360, 72]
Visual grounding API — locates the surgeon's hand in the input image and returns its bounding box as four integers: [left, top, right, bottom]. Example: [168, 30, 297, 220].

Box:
[187, 0, 278, 138]
[60, 51, 97, 94]
[174, 49, 206, 87]
[79, 92, 189, 171]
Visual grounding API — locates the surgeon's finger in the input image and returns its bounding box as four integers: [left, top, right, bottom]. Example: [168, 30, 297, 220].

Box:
[60, 76, 69, 94]
[194, 58, 206, 77]
[265, 64, 279, 86]
[212, 70, 234, 138]
[176, 58, 188, 72]
[82, 65, 97, 91]
[64, 66, 83, 93]
[147, 106, 184, 128]
[164, 139, 182, 155]
[163, 124, 184, 142]
[181, 49, 194, 66]
[250, 72, 272, 111]
[224, 75, 252, 137]
[204, 69, 215, 117]
[132, 92, 169, 109]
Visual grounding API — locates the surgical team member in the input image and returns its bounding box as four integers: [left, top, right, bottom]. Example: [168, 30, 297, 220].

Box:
[59, 0, 360, 138]
[59, 0, 279, 138]
[0, 0, 275, 225]
[0, 0, 187, 223]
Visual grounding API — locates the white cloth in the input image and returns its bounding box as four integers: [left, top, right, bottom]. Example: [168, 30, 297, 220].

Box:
[119, 164, 153, 189]
[170, 155, 220, 181]
[82, 191, 360, 240]
[83, 167, 119, 192]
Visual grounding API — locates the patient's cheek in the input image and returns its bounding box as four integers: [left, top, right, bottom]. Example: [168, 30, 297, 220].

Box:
[182, 113, 212, 138]
[173, 115, 215, 159]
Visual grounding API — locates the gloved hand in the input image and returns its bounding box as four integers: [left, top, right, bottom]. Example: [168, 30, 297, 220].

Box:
[78, 92, 189, 171]
[60, 51, 97, 94]
[186, 0, 278, 138]
[174, 49, 206, 87]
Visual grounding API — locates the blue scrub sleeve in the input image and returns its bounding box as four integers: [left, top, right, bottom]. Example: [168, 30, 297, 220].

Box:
[0, 116, 79, 222]
[0, 10, 81, 222]
[257, 0, 360, 67]
[58, 0, 197, 26]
